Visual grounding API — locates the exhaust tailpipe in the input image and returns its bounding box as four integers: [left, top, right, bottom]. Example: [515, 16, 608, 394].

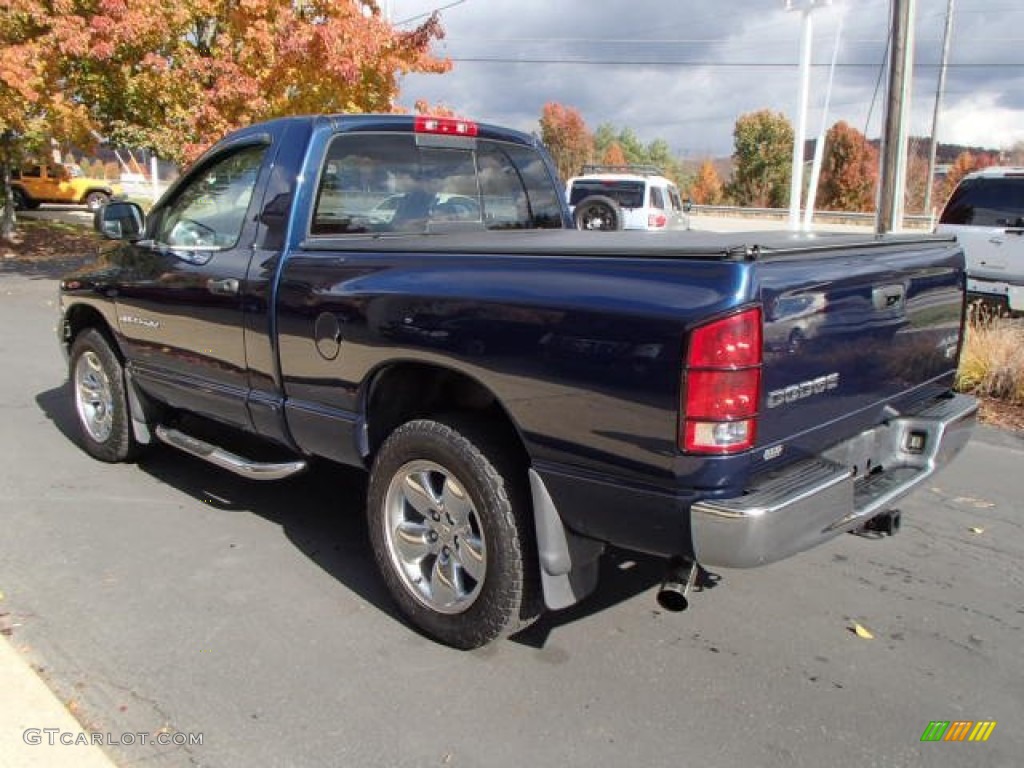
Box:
[657, 557, 698, 612]
[862, 510, 902, 536]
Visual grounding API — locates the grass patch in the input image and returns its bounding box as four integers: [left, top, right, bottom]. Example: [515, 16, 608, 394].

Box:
[956, 306, 1024, 405]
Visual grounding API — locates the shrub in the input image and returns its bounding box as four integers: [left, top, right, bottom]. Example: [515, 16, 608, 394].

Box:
[956, 305, 1024, 404]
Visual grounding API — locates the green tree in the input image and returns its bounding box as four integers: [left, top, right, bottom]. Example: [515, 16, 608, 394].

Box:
[539, 102, 593, 181]
[591, 123, 684, 182]
[817, 121, 878, 212]
[727, 110, 793, 208]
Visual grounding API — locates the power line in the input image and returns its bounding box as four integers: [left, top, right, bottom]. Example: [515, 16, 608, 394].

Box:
[394, 0, 467, 27]
[445, 56, 1024, 68]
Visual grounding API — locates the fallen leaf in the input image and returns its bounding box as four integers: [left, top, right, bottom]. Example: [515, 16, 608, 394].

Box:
[969, 526, 985, 535]
[0, 590, 5, 601]
[852, 622, 874, 640]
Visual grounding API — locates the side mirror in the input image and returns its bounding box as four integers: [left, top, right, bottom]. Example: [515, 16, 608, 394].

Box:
[684, 198, 694, 213]
[95, 200, 145, 240]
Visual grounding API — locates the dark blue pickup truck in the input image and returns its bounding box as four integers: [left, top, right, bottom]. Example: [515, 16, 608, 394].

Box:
[59, 114, 977, 648]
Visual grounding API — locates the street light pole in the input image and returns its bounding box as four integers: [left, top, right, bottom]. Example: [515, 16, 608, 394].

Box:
[924, 0, 954, 218]
[786, 1, 830, 232]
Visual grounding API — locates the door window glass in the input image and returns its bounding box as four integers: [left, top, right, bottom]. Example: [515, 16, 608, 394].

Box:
[154, 144, 267, 248]
[668, 186, 683, 211]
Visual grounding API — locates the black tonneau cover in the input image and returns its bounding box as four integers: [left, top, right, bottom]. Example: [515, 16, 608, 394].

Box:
[299, 229, 957, 261]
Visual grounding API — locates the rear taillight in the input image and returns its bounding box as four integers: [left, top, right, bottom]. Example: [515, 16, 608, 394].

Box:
[648, 212, 667, 228]
[414, 116, 478, 137]
[680, 307, 762, 454]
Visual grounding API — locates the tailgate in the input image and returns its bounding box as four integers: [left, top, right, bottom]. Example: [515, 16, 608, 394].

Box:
[754, 237, 965, 450]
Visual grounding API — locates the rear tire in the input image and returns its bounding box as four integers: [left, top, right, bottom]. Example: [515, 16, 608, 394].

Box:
[69, 328, 142, 463]
[367, 416, 541, 648]
[11, 187, 30, 211]
[573, 195, 623, 231]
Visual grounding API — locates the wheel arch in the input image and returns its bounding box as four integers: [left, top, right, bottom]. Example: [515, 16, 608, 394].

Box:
[62, 303, 121, 359]
[79, 187, 113, 206]
[360, 360, 530, 467]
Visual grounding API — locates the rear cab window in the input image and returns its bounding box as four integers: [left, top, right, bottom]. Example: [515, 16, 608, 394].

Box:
[311, 133, 564, 236]
[940, 176, 1024, 227]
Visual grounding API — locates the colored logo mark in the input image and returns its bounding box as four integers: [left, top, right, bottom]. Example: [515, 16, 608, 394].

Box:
[921, 721, 997, 742]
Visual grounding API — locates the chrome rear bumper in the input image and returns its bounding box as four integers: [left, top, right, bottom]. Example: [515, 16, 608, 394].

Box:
[691, 393, 977, 568]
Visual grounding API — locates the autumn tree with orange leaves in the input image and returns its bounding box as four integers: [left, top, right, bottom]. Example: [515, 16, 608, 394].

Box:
[1, 0, 450, 235]
[539, 102, 594, 182]
[938, 150, 998, 206]
[816, 121, 878, 212]
[601, 142, 627, 166]
[690, 160, 724, 205]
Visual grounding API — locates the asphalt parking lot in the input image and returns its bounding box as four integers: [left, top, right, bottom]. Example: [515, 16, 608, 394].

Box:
[0, 270, 1021, 768]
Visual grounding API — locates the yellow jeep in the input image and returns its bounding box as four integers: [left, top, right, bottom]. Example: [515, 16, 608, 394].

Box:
[12, 163, 123, 212]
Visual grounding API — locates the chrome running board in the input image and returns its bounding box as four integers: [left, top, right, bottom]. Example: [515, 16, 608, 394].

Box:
[155, 425, 307, 481]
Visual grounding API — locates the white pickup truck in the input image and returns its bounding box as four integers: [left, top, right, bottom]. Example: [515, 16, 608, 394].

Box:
[937, 166, 1024, 314]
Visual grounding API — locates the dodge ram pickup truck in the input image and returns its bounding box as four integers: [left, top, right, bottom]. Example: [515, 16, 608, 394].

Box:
[59, 114, 977, 648]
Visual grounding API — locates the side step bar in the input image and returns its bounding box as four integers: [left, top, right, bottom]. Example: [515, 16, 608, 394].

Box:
[154, 425, 307, 481]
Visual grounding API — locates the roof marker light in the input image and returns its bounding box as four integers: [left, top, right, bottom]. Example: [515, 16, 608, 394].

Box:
[414, 116, 479, 137]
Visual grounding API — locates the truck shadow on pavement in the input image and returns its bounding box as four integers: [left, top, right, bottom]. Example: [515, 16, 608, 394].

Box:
[36, 382, 711, 649]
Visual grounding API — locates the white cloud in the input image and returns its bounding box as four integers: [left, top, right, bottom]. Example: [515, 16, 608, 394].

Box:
[941, 93, 1024, 149]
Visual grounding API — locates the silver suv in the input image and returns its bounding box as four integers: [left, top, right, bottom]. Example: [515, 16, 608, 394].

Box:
[566, 165, 690, 231]
[937, 166, 1024, 314]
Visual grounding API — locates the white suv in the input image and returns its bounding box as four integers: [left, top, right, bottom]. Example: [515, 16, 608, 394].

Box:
[566, 165, 690, 231]
[937, 166, 1024, 314]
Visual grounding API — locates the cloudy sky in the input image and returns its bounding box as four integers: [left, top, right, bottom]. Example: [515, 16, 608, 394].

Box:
[388, 0, 1024, 158]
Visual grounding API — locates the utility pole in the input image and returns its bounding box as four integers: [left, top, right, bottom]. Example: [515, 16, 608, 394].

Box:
[924, 0, 955, 218]
[877, 0, 916, 234]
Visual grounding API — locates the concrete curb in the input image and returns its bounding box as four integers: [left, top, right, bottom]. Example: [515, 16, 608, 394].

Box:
[0, 636, 117, 768]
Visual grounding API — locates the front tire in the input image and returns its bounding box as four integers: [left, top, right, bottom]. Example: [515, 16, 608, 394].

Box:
[367, 417, 541, 648]
[69, 328, 142, 463]
[84, 191, 110, 212]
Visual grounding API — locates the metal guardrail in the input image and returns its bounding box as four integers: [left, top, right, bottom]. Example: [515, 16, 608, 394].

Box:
[691, 205, 936, 230]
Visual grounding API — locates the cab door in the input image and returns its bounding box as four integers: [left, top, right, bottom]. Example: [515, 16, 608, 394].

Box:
[113, 139, 272, 430]
[666, 184, 689, 230]
[50, 164, 79, 202]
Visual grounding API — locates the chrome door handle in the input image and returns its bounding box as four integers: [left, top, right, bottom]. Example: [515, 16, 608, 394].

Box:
[207, 278, 240, 296]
